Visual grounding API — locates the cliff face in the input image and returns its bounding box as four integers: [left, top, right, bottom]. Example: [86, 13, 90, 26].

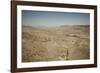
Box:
[22, 25, 90, 62]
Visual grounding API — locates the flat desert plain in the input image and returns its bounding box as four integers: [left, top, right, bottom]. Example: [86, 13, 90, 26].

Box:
[22, 25, 90, 62]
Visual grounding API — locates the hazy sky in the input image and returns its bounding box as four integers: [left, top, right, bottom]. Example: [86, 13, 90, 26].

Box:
[22, 10, 90, 27]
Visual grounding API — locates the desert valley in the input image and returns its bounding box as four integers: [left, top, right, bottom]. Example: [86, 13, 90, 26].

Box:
[22, 25, 90, 62]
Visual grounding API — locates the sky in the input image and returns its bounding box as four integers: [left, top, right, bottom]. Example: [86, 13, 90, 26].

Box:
[22, 10, 90, 27]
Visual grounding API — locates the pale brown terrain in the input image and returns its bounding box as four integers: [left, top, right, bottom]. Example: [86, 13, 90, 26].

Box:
[22, 25, 90, 62]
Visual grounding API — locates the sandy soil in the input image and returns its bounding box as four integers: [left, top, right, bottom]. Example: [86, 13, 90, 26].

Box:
[22, 25, 90, 62]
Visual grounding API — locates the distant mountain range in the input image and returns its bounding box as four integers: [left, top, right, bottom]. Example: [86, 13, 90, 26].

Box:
[23, 24, 90, 29]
